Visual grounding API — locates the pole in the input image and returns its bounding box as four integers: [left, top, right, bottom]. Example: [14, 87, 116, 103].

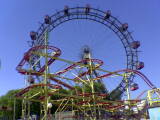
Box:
[43, 30, 49, 120]
[125, 73, 131, 100]
[13, 99, 16, 120]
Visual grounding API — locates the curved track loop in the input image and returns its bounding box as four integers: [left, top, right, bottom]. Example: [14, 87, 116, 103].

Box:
[16, 45, 104, 90]
[55, 59, 103, 75]
[53, 64, 156, 89]
[103, 69, 156, 89]
[76, 99, 141, 110]
[16, 45, 61, 75]
[15, 83, 61, 97]
[73, 69, 156, 89]
[53, 68, 155, 90]
[16, 45, 75, 89]
[16, 45, 155, 93]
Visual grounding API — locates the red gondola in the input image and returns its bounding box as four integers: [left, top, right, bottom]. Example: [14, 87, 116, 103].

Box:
[64, 6, 69, 15]
[136, 62, 144, 70]
[44, 15, 51, 24]
[85, 4, 90, 14]
[28, 76, 35, 84]
[130, 41, 140, 49]
[30, 31, 37, 40]
[130, 83, 139, 91]
[104, 10, 111, 19]
[121, 23, 128, 31]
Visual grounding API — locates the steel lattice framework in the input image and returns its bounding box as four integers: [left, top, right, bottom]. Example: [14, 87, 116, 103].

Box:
[15, 6, 160, 120]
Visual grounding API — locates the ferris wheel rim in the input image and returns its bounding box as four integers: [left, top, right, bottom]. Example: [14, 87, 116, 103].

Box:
[30, 6, 139, 94]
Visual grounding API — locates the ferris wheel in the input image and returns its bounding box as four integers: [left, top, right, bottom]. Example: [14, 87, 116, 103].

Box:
[15, 5, 158, 119]
[16, 5, 154, 99]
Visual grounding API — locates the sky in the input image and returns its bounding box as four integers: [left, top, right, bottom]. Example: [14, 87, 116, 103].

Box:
[0, 0, 160, 99]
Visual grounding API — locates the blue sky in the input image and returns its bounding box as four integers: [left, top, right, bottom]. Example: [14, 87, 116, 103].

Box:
[0, 0, 160, 98]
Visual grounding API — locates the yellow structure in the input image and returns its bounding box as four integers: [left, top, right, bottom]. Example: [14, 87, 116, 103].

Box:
[147, 88, 160, 106]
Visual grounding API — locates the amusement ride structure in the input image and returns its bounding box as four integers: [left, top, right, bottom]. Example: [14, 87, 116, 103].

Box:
[15, 6, 160, 120]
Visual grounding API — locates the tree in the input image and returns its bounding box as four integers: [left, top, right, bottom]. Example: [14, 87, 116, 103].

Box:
[0, 82, 122, 119]
[0, 89, 22, 119]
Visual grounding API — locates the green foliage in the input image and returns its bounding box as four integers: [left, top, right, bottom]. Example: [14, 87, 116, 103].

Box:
[0, 89, 22, 119]
[109, 88, 123, 100]
[0, 82, 122, 118]
[82, 82, 107, 93]
[30, 102, 40, 116]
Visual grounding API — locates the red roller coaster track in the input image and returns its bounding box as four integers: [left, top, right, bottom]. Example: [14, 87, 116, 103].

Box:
[16, 45, 156, 93]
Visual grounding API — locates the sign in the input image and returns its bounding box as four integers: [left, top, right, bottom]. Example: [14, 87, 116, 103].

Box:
[148, 107, 160, 120]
